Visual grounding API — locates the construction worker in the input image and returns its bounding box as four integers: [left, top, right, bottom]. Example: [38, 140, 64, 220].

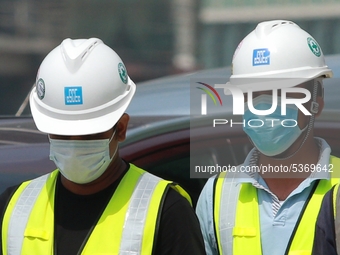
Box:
[0, 38, 206, 255]
[196, 20, 340, 255]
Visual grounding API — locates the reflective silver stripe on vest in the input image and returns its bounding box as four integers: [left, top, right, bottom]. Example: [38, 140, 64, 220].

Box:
[217, 170, 241, 255]
[119, 172, 163, 255]
[7, 174, 49, 255]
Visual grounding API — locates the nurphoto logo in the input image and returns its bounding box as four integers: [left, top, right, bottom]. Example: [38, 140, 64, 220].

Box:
[196, 81, 313, 129]
[199, 83, 312, 116]
[215, 84, 311, 115]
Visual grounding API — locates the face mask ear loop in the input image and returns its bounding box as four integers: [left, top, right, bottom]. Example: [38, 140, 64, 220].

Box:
[108, 129, 118, 160]
[269, 80, 317, 161]
[110, 143, 119, 160]
[109, 129, 116, 143]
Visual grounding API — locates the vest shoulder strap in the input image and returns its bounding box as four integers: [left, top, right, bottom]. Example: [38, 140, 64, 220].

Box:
[233, 183, 261, 255]
[123, 165, 191, 253]
[213, 170, 241, 255]
[2, 172, 55, 255]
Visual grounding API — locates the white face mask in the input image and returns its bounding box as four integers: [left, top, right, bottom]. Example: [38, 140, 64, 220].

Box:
[49, 130, 117, 184]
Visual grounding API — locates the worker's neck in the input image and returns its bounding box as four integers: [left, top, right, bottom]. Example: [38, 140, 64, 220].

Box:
[259, 136, 320, 201]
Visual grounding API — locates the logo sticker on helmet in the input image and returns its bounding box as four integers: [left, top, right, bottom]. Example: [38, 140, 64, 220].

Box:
[253, 48, 270, 66]
[36, 78, 45, 100]
[307, 37, 321, 57]
[64, 87, 83, 105]
[118, 63, 128, 84]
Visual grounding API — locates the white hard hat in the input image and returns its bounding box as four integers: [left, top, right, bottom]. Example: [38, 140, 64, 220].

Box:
[228, 20, 333, 92]
[30, 38, 136, 135]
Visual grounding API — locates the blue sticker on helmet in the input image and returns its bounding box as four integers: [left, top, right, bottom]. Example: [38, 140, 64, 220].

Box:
[253, 48, 270, 66]
[64, 87, 83, 105]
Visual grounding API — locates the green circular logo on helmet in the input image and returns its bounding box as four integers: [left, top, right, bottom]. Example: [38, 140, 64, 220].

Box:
[118, 63, 128, 84]
[36, 78, 45, 100]
[307, 37, 321, 57]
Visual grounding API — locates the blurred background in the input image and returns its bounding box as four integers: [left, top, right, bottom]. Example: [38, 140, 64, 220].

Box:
[1, 0, 340, 115]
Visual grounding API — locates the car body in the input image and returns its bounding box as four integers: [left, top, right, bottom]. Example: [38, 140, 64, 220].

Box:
[1, 54, 340, 206]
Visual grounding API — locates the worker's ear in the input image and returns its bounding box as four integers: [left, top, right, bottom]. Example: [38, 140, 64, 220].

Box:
[115, 113, 130, 142]
[314, 95, 324, 117]
[314, 80, 324, 118]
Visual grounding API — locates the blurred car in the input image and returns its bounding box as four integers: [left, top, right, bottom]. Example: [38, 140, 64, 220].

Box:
[1, 54, 340, 207]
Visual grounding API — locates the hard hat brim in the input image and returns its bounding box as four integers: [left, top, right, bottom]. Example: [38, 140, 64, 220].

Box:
[226, 67, 332, 94]
[30, 79, 136, 136]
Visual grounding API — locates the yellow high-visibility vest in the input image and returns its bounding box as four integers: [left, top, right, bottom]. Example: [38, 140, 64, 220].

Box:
[214, 156, 340, 255]
[2, 164, 191, 255]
